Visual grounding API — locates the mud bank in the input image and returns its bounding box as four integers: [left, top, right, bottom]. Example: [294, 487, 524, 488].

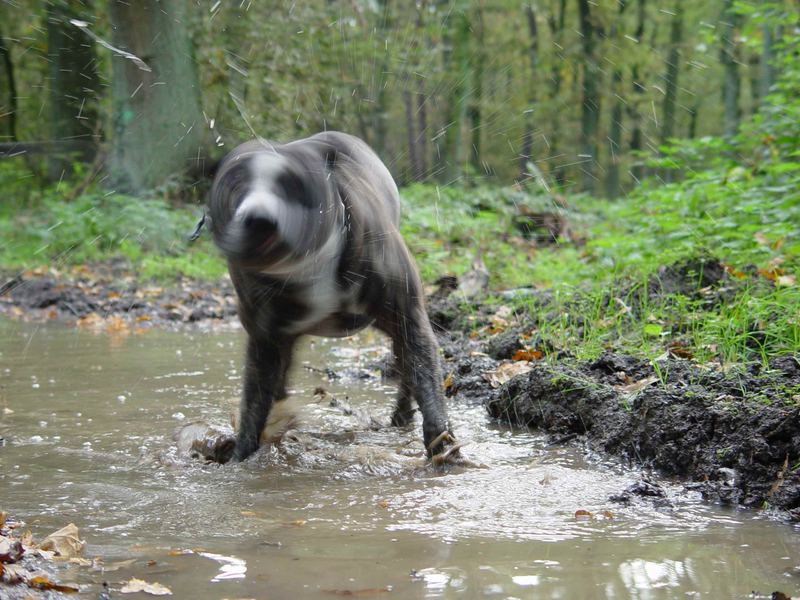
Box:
[0, 262, 237, 329]
[432, 255, 800, 521]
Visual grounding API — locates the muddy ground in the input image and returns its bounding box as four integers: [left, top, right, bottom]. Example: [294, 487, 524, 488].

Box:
[2, 258, 799, 524]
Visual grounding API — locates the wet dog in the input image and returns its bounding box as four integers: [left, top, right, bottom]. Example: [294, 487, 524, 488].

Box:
[207, 132, 456, 462]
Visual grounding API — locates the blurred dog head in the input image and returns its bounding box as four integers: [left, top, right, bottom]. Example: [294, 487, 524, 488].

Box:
[208, 139, 342, 271]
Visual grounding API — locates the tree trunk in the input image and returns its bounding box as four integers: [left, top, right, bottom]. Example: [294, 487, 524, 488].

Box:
[108, 0, 205, 193]
[628, 0, 646, 183]
[372, 0, 392, 158]
[660, 0, 682, 144]
[403, 90, 420, 184]
[46, 0, 100, 180]
[605, 0, 628, 199]
[0, 29, 18, 142]
[468, 1, 485, 176]
[720, 0, 741, 139]
[577, 0, 601, 194]
[414, 2, 428, 181]
[440, 8, 470, 183]
[547, 0, 567, 187]
[519, 3, 540, 183]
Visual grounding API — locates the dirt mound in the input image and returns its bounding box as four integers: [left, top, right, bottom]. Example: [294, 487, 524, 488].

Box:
[484, 354, 800, 519]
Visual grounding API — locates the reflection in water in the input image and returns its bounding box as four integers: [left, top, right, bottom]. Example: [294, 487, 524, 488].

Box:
[619, 559, 693, 597]
[0, 321, 798, 599]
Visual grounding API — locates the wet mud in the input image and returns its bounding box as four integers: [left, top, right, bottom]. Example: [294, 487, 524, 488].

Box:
[433, 254, 800, 521]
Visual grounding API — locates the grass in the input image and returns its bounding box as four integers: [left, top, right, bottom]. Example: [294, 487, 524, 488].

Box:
[0, 162, 226, 281]
[1, 154, 798, 366]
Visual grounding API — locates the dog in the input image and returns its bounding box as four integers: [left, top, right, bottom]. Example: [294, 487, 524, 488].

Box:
[206, 131, 456, 462]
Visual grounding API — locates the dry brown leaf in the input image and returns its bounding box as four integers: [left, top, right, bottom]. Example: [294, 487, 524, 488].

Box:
[120, 577, 173, 595]
[667, 341, 694, 359]
[512, 349, 543, 362]
[721, 263, 747, 279]
[38, 523, 84, 559]
[442, 373, 455, 392]
[574, 510, 592, 520]
[28, 574, 79, 593]
[484, 361, 533, 388]
[614, 375, 659, 396]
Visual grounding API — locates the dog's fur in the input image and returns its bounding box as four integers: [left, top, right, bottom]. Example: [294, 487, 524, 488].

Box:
[208, 131, 454, 462]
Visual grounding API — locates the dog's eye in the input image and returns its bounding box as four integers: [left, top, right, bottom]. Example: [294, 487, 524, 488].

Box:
[277, 173, 313, 208]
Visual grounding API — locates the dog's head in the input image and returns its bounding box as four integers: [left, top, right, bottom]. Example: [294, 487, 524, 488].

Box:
[208, 139, 341, 270]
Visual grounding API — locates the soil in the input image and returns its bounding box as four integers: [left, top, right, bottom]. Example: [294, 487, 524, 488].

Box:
[2, 258, 800, 523]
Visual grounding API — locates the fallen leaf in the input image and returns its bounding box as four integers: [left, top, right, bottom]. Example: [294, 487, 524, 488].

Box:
[38, 523, 84, 559]
[28, 574, 79, 593]
[120, 577, 173, 595]
[574, 510, 592, 520]
[614, 375, 659, 395]
[442, 373, 455, 392]
[484, 361, 533, 388]
[377, 500, 390, 509]
[512, 349, 543, 361]
[667, 341, 694, 359]
[0, 562, 25, 584]
[721, 263, 747, 279]
[0, 538, 24, 563]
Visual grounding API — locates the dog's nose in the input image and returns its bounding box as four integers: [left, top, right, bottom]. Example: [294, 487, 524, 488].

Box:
[242, 214, 277, 235]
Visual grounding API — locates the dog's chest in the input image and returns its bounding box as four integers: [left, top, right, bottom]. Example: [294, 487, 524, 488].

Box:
[260, 231, 367, 337]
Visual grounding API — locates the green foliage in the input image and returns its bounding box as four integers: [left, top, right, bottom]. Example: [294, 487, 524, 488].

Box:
[0, 164, 225, 280]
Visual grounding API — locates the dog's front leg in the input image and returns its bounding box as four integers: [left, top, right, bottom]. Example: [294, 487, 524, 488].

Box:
[233, 335, 296, 461]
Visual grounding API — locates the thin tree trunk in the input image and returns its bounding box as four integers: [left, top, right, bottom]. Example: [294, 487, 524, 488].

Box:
[605, 0, 628, 199]
[577, 0, 601, 194]
[108, 0, 206, 193]
[47, 0, 100, 180]
[720, 0, 741, 139]
[468, 1, 485, 176]
[414, 2, 428, 181]
[547, 0, 567, 187]
[519, 2, 540, 183]
[403, 90, 420, 183]
[373, 0, 392, 158]
[687, 100, 700, 138]
[660, 0, 683, 144]
[0, 29, 17, 142]
[628, 0, 646, 183]
[416, 91, 428, 180]
[440, 9, 470, 183]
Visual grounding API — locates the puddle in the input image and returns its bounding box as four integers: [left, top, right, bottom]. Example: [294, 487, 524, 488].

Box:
[0, 320, 798, 598]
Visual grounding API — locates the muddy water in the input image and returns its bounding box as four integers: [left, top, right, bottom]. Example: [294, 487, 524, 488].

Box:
[1, 319, 798, 599]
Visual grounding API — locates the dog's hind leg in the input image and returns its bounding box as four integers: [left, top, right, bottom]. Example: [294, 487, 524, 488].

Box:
[379, 303, 454, 458]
